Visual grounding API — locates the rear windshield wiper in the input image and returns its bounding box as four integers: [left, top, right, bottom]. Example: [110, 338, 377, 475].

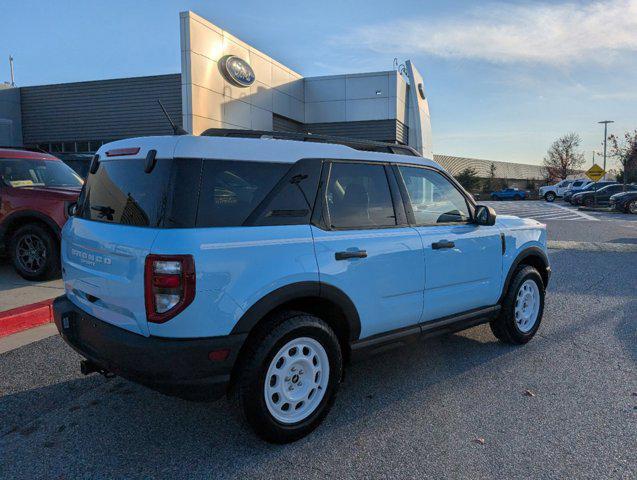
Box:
[91, 205, 115, 221]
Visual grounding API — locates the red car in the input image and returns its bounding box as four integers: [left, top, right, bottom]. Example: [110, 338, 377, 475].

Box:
[0, 148, 82, 280]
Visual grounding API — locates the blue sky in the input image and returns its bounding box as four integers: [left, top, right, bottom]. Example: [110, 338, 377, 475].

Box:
[2, 0, 636, 167]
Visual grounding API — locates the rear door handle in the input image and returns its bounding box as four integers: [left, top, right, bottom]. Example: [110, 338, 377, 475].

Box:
[431, 240, 455, 250]
[335, 250, 368, 260]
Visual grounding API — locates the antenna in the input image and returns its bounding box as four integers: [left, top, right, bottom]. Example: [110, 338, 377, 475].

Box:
[157, 100, 188, 135]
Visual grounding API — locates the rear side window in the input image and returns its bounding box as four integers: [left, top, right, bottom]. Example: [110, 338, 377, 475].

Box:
[326, 162, 396, 229]
[196, 160, 321, 227]
[78, 158, 202, 228]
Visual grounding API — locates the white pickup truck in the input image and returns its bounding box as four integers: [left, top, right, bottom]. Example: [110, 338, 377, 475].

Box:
[538, 180, 573, 202]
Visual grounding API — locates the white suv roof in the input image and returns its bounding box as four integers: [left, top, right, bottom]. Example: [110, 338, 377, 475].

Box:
[97, 135, 440, 169]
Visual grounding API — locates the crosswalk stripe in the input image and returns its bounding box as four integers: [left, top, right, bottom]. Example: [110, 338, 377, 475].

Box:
[481, 201, 599, 221]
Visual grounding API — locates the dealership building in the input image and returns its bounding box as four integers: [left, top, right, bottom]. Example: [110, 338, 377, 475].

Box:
[0, 11, 544, 186]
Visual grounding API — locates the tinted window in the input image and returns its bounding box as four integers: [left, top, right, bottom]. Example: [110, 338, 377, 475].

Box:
[248, 159, 322, 226]
[78, 158, 201, 228]
[326, 162, 396, 229]
[197, 160, 291, 227]
[0, 159, 82, 188]
[399, 166, 470, 224]
[599, 184, 620, 193]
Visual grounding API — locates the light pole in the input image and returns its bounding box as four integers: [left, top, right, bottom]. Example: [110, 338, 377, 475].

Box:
[598, 120, 614, 173]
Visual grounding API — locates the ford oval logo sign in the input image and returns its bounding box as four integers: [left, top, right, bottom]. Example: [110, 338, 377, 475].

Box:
[220, 55, 255, 87]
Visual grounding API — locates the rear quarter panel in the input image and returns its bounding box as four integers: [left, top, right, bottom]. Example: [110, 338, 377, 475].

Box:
[149, 225, 318, 338]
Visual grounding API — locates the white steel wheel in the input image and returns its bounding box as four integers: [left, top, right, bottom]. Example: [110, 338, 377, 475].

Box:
[514, 279, 540, 333]
[264, 337, 330, 424]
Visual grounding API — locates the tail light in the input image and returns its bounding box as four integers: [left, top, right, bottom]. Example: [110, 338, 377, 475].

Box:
[144, 254, 195, 323]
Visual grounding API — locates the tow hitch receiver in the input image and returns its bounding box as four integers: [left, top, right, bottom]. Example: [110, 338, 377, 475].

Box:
[80, 360, 115, 378]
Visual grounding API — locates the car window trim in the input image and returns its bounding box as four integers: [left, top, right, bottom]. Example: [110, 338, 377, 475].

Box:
[392, 163, 476, 227]
[316, 159, 404, 232]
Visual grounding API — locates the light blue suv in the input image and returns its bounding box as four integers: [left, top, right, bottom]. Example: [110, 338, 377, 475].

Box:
[53, 133, 550, 443]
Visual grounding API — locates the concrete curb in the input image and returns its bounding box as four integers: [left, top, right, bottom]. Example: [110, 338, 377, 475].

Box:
[0, 298, 54, 338]
[547, 240, 637, 252]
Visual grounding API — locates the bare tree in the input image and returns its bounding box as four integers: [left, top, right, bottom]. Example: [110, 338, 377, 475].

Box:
[484, 162, 497, 192]
[608, 129, 637, 189]
[543, 133, 586, 180]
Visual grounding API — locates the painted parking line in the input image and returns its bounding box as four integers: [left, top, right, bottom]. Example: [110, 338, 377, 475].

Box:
[551, 203, 598, 221]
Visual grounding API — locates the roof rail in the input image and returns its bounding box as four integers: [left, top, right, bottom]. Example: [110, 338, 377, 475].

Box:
[200, 128, 421, 157]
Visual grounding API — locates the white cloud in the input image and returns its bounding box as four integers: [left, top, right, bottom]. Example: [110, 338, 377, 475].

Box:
[342, 0, 637, 66]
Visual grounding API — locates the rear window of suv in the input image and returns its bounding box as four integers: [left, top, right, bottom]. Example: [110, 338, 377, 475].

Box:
[78, 158, 202, 228]
[77, 157, 322, 228]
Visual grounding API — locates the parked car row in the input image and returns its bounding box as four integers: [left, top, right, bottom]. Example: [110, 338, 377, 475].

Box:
[566, 182, 637, 209]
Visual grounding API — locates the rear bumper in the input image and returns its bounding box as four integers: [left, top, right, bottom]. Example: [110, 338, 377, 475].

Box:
[53, 295, 247, 401]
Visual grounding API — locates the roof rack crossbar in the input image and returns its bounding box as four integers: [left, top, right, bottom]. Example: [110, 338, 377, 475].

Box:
[200, 128, 421, 157]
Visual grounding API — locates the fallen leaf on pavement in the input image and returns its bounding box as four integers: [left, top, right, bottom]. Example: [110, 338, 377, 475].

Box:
[524, 389, 536, 397]
[473, 437, 486, 445]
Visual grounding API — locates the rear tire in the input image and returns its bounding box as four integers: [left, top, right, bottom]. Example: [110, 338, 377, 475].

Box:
[9, 223, 60, 281]
[628, 200, 637, 214]
[514, 195, 522, 201]
[491, 265, 544, 345]
[544, 192, 556, 202]
[230, 311, 343, 443]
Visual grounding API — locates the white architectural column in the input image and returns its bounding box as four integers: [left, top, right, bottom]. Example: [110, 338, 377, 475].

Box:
[405, 60, 433, 159]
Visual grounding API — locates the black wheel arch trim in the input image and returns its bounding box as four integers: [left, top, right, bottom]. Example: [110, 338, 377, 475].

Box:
[0, 210, 61, 243]
[230, 281, 362, 342]
[499, 246, 550, 303]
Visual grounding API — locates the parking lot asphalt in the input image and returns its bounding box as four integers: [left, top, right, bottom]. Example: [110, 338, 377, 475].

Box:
[1, 246, 636, 479]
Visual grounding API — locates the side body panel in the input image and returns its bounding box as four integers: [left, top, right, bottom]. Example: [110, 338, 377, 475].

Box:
[311, 225, 424, 339]
[149, 225, 318, 338]
[0, 185, 79, 241]
[416, 223, 503, 321]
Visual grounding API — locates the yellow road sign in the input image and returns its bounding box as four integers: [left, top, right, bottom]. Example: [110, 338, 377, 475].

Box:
[585, 164, 606, 182]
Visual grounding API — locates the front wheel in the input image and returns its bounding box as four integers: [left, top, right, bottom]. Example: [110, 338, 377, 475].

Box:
[231, 312, 342, 443]
[584, 196, 595, 208]
[9, 223, 60, 281]
[490, 265, 545, 344]
[544, 192, 556, 202]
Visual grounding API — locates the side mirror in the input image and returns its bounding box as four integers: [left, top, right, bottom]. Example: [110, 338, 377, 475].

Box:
[475, 205, 496, 226]
[67, 202, 78, 217]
